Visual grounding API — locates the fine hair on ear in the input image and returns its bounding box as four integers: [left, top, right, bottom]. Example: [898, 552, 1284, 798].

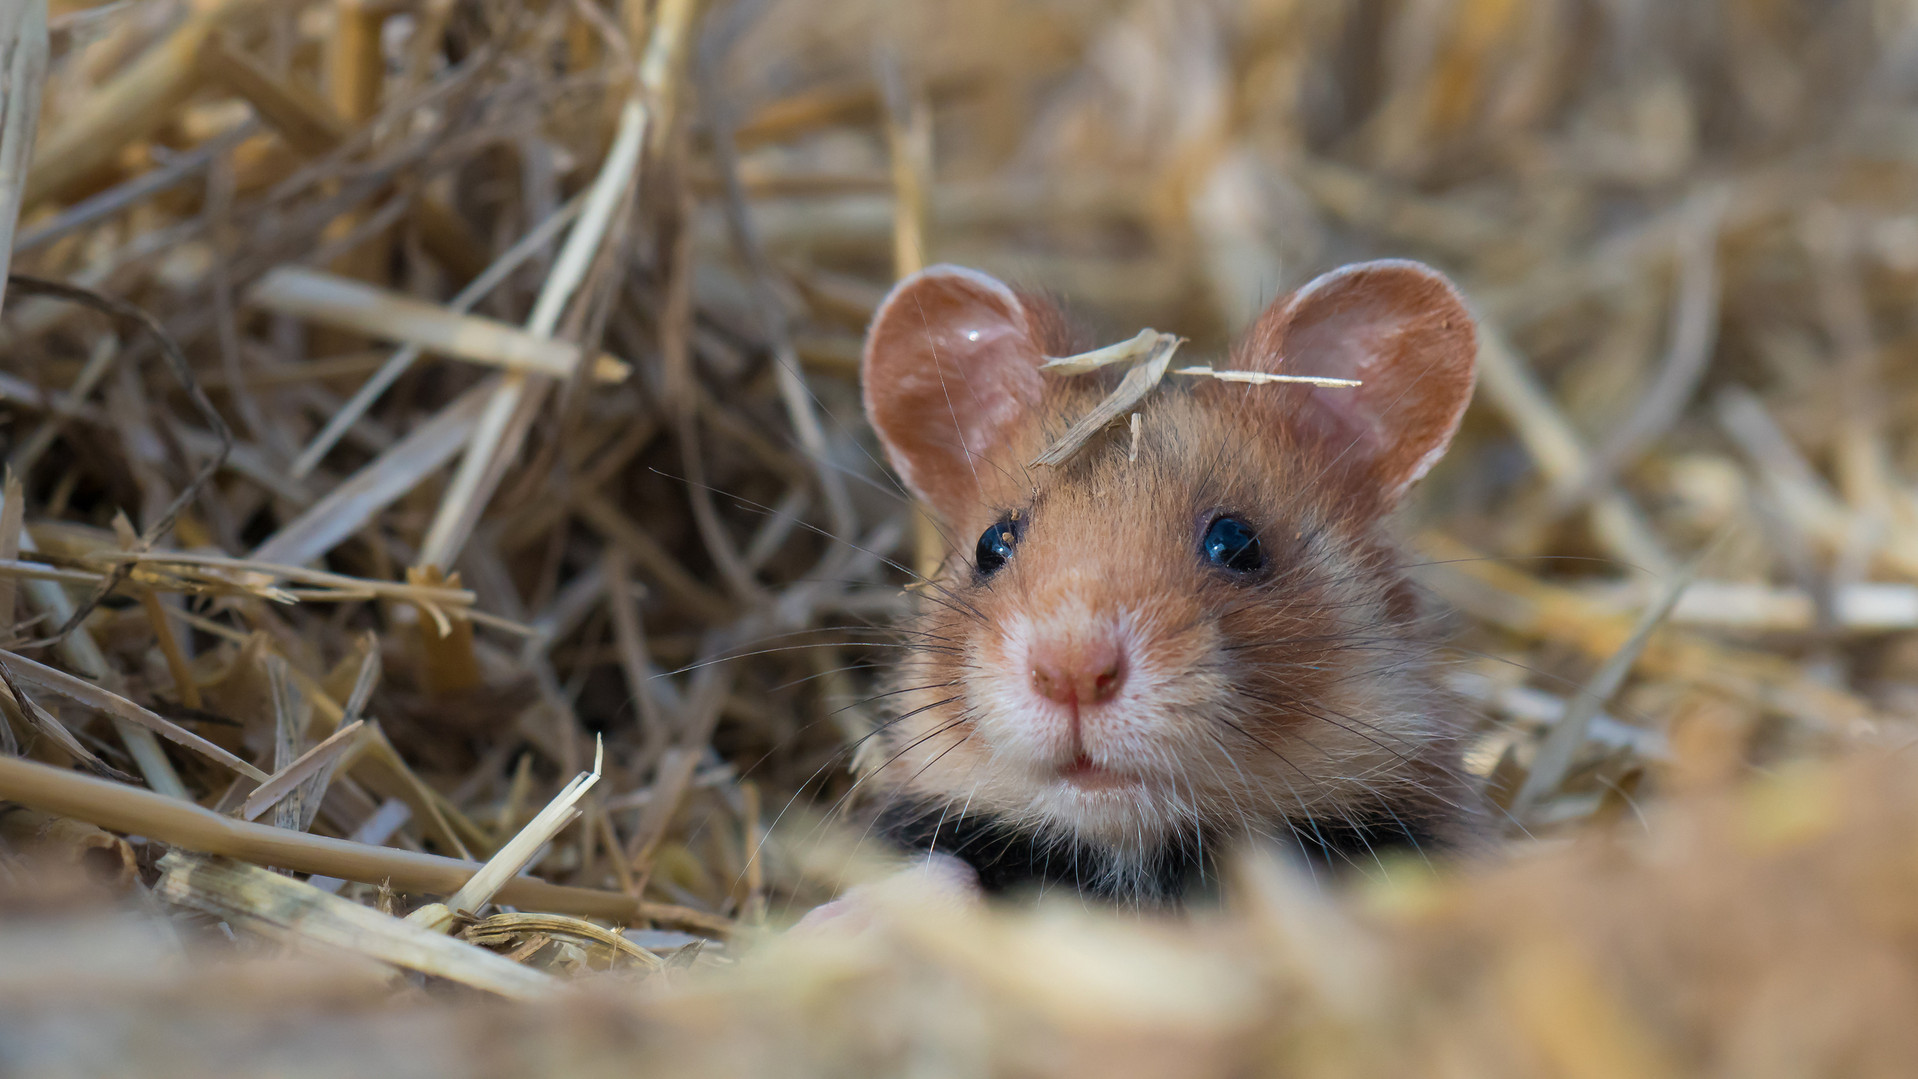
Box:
[860, 264, 1051, 523]
[1234, 259, 1478, 503]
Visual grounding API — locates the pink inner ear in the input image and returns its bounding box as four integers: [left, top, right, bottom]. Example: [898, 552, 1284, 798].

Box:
[1241, 260, 1477, 500]
[861, 266, 1047, 522]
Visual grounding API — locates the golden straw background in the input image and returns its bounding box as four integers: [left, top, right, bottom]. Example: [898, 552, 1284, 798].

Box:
[3, 0, 1918, 1074]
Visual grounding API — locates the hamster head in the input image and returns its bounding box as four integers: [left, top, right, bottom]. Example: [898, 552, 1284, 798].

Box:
[857, 260, 1483, 905]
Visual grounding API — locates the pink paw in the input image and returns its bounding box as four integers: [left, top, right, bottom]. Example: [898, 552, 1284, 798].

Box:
[794, 853, 983, 933]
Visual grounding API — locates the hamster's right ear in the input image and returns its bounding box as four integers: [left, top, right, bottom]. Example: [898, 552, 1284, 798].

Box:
[861, 265, 1047, 523]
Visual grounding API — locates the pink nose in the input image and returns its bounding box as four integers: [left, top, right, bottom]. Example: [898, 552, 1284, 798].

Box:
[1029, 635, 1126, 706]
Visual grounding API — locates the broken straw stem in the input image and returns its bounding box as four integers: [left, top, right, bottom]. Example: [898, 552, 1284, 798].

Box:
[405, 738, 605, 932]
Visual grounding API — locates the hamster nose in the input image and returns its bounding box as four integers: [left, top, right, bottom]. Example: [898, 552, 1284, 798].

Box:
[1029, 636, 1126, 706]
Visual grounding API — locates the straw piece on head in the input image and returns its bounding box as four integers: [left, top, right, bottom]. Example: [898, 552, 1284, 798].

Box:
[1030, 334, 1182, 468]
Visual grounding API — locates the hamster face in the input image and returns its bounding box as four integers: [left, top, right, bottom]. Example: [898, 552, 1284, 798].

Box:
[871, 388, 1467, 897]
[858, 261, 1483, 904]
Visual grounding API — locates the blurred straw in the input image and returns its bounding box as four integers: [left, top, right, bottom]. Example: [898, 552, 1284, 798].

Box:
[0, 752, 729, 932]
[21, 0, 271, 209]
[0, 0, 47, 316]
[155, 850, 559, 1000]
[1551, 190, 1725, 514]
[1474, 327, 1676, 574]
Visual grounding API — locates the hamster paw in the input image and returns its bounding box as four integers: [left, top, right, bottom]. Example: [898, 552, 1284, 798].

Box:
[793, 853, 982, 934]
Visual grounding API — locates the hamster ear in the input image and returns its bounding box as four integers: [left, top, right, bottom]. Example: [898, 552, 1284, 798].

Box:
[862, 264, 1047, 523]
[1244, 259, 1478, 502]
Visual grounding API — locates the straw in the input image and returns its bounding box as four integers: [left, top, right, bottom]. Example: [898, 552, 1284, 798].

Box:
[5, 2, 1918, 1068]
[0, 0, 46, 316]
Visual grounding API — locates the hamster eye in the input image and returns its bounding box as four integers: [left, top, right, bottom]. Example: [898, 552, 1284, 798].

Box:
[1202, 516, 1264, 574]
[975, 515, 1021, 577]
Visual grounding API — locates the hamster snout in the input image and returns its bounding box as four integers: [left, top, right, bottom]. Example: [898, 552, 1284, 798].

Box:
[980, 603, 1152, 773]
[1019, 614, 1137, 782]
[1027, 631, 1126, 709]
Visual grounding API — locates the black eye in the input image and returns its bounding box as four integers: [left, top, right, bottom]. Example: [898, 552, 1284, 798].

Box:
[975, 515, 1021, 577]
[1202, 516, 1264, 574]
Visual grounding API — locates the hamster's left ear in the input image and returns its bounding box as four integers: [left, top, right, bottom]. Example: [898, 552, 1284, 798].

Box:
[1240, 259, 1478, 502]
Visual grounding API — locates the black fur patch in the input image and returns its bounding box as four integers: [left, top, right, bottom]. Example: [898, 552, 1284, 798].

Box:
[1286, 812, 1441, 872]
[875, 799, 1442, 906]
[873, 799, 1203, 904]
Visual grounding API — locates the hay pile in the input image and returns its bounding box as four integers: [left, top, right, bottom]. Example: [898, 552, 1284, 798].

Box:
[2, 0, 1917, 1072]
[13, 749, 1918, 1076]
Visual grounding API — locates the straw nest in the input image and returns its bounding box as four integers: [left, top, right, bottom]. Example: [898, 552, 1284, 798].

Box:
[2, 0, 1917, 1073]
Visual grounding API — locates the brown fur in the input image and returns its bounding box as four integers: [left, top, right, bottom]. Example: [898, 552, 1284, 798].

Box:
[859, 263, 1486, 903]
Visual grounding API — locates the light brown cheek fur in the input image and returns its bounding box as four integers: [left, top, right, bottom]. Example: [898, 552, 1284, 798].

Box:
[860, 388, 1474, 851]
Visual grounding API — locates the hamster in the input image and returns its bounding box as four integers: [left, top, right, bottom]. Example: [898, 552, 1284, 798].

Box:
[854, 260, 1485, 907]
